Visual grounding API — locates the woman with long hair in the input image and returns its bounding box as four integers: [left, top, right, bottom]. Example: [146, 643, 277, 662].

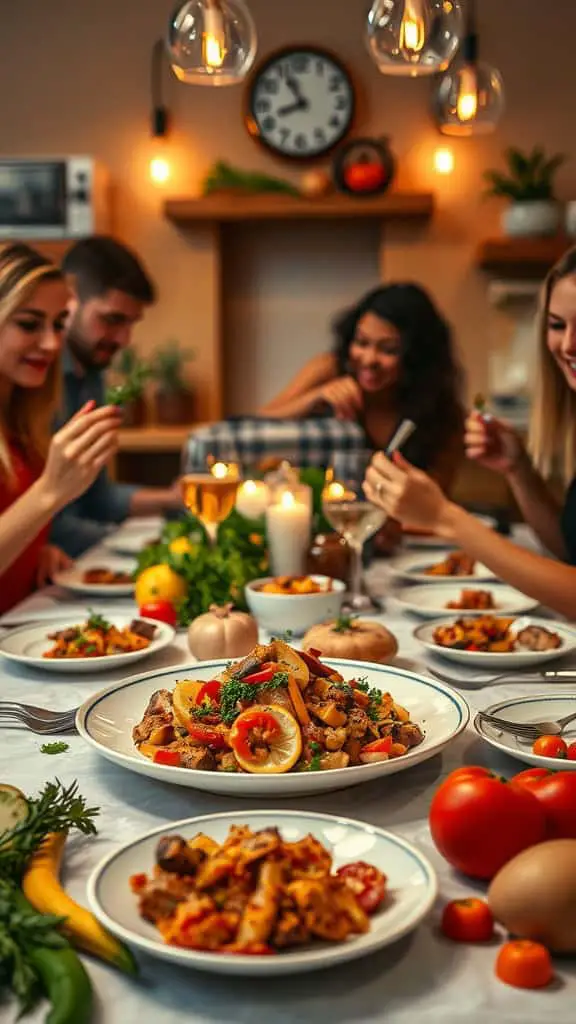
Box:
[0, 243, 120, 612]
[261, 282, 465, 487]
[364, 246, 576, 619]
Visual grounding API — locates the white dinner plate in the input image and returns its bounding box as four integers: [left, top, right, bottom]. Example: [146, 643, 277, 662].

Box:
[386, 550, 497, 584]
[393, 582, 539, 620]
[103, 527, 160, 556]
[415, 615, 576, 669]
[87, 808, 437, 976]
[475, 693, 576, 769]
[402, 515, 497, 549]
[0, 614, 175, 674]
[53, 557, 136, 597]
[77, 657, 469, 796]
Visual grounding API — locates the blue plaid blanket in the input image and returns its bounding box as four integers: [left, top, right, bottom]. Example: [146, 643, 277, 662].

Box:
[182, 417, 369, 473]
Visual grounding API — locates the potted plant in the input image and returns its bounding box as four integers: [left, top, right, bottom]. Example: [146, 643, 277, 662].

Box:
[151, 340, 195, 425]
[484, 146, 565, 238]
[105, 349, 151, 427]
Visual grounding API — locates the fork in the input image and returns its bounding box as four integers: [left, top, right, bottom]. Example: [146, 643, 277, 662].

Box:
[0, 703, 78, 734]
[475, 709, 576, 740]
[427, 665, 576, 687]
[0, 700, 79, 722]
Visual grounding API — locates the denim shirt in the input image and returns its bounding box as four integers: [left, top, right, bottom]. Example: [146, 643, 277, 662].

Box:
[49, 348, 137, 557]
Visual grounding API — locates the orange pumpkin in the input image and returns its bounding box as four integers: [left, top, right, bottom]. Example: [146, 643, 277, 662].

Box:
[302, 616, 398, 664]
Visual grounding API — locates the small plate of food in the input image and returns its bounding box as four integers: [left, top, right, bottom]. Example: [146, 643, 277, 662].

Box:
[0, 612, 175, 674]
[387, 550, 497, 584]
[87, 809, 437, 976]
[415, 614, 575, 668]
[393, 582, 539, 619]
[77, 638, 469, 796]
[245, 575, 346, 635]
[53, 558, 136, 597]
[474, 693, 576, 769]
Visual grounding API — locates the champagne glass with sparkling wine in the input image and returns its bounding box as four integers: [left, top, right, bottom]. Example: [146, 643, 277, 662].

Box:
[179, 453, 241, 537]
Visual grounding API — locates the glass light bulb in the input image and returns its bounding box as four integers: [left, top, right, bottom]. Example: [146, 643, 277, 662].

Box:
[433, 60, 505, 136]
[167, 0, 257, 86]
[149, 156, 171, 184]
[366, 0, 464, 77]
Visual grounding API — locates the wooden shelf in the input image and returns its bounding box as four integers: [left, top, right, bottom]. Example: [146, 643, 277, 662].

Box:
[117, 425, 204, 453]
[476, 236, 570, 278]
[164, 191, 434, 225]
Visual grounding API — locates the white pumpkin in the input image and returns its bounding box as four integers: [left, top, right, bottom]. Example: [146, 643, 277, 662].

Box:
[302, 617, 398, 664]
[187, 603, 258, 660]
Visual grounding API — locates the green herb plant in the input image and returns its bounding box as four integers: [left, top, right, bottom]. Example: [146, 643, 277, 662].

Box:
[105, 349, 152, 407]
[484, 146, 565, 202]
[151, 340, 194, 395]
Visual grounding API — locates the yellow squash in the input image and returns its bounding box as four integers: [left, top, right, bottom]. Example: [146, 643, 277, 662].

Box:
[22, 832, 137, 974]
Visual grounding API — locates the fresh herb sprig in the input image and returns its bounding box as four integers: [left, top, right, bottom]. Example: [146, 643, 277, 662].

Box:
[219, 672, 289, 726]
[0, 780, 98, 883]
[40, 742, 69, 756]
[0, 877, 68, 1015]
[86, 610, 111, 632]
[354, 677, 384, 722]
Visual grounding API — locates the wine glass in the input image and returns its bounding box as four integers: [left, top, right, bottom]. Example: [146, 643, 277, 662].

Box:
[179, 452, 241, 538]
[321, 450, 385, 612]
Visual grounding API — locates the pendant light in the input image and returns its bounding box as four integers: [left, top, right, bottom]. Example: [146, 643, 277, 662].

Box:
[167, 0, 257, 86]
[432, 0, 504, 135]
[366, 0, 465, 78]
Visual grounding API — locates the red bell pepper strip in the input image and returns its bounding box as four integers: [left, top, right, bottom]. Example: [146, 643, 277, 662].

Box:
[187, 723, 228, 749]
[196, 680, 222, 705]
[297, 649, 332, 678]
[241, 666, 277, 685]
[361, 736, 393, 755]
[153, 749, 181, 767]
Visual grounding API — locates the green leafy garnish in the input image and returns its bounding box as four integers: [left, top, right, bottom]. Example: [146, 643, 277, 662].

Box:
[307, 742, 323, 772]
[351, 676, 382, 721]
[219, 674, 289, 726]
[86, 610, 111, 632]
[332, 615, 357, 634]
[40, 742, 69, 756]
[191, 700, 216, 721]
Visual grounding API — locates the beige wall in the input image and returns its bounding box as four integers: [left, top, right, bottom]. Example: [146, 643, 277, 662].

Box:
[0, 0, 574, 420]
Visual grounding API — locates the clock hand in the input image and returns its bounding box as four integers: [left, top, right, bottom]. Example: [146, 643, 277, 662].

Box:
[277, 98, 309, 117]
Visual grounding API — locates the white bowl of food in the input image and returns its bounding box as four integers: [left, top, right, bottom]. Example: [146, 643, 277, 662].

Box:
[415, 614, 576, 669]
[245, 575, 346, 636]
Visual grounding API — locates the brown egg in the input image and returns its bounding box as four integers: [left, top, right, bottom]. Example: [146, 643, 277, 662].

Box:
[488, 839, 576, 953]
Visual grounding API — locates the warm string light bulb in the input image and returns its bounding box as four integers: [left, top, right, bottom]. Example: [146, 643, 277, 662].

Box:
[399, 0, 429, 55]
[149, 156, 171, 184]
[455, 63, 479, 121]
[203, 2, 226, 69]
[434, 147, 454, 174]
[366, 0, 464, 78]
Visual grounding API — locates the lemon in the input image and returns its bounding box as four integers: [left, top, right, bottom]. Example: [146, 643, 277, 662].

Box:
[172, 679, 204, 728]
[229, 704, 302, 774]
[135, 564, 187, 607]
[169, 537, 197, 556]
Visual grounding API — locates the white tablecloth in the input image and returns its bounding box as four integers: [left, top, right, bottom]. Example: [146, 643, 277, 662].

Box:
[2, 526, 576, 1023]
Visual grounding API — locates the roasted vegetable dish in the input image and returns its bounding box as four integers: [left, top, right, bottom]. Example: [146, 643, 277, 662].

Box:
[432, 616, 562, 653]
[130, 824, 387, 954]
[43, 613, 157, 659]
[259, 575, 333, 595]
[132, 639, 424, 773]
[82, 567, 133, 585]
[424, 551, 476, 577]
[445, 589, 496, 611]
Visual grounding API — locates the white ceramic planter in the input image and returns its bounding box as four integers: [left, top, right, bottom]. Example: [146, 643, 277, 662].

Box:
[502, 200, 562, 238]
[565, 200, 576, 238]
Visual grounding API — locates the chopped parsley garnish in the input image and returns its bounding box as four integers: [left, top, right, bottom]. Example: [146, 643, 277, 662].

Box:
[83, 644, 97, 655]
[86, 610, 111, 632]
[219, 673, 289, 726]
[351, 677, 382, 721]
[191, 700, 216, 721]
[307, 742, 323, 772]
[40, 742, 69, 755]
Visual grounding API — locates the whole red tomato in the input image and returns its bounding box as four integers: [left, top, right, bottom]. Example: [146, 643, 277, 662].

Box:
[343, 162, 387, 193]
[512, 769, 576, 839]
[429, 767, 546, 879]
[139, 600, 177, 627]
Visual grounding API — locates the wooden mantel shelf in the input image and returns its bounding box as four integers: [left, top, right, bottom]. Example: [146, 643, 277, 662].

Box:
[164, 191, 434, 225]
[476, 236, 570, 279]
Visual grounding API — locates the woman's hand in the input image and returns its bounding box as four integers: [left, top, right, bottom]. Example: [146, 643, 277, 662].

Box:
[465, 410, 525, 475]
[364, 452, 453, 535]
[36, 545, 72, 586]
[316, 376, 363, 421]
[39, 400, 121, 511]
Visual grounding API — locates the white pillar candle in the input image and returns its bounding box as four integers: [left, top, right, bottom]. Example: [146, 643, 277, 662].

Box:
[236, 479, 270, 520]
[266, 490, 312, 576]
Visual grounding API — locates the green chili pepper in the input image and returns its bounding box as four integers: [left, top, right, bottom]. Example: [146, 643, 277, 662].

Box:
[28, 944, 93, 1024]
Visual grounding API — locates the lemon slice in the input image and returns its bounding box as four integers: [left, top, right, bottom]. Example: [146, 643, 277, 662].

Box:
[172, 679, 205, 728]
[229, 704, 302, 774]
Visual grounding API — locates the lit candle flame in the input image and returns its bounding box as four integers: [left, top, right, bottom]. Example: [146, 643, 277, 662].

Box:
[327, 482, 346, 500]
[280, 491, 296, 509]
[243, 480, 257, 494]
[203, 2, 226, 69]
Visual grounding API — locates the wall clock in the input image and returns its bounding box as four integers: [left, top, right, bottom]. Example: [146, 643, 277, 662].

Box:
[245, 46, 356, 161]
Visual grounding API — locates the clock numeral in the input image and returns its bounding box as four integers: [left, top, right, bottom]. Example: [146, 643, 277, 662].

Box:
[279, 127, 291, 144]
[328, 73, 343, 93]
[255, 99, 271, 114]
[262, 115, 277, 133]
[334, 95, 348, 111]
[290, 54, 310, 73]
[329, 116, 342, 129]
[313, 127, 326, 144]
[262, 77, 279, 95]
[315, 59, 325, 76]
[294, 133, 308, 151]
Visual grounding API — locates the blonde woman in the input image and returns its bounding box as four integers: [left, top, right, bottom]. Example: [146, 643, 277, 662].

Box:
[364, 246, 576, 620]
[0, 243, 121, 613]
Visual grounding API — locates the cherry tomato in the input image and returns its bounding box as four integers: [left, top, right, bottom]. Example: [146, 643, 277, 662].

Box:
[196, 680, 222, 706]
[153, 749, 181, 767]
[429, 767, 546, 879]
[337, 861, 387, 914]
[139, 600, 177, 627]
[568, 742, 576, 761]
[532, 735, 567, 759]
[512, 769, 576, 839]
[441, 898, 494, 943]
[186, 723, 227, 749]
[495, 940, 553, 989]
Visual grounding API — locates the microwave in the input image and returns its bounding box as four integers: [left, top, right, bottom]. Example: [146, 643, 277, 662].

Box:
[0, 157, 110, 239]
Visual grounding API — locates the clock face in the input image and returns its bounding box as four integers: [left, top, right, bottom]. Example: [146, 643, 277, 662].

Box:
[246, 47, 355, 160]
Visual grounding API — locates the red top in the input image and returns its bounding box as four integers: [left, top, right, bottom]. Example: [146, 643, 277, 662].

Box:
[0, 442, 48, 615]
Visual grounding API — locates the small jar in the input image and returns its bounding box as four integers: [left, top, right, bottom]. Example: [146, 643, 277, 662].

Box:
[306, 531, 351, 587]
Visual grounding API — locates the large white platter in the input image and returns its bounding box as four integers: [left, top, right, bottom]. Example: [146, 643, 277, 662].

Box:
[0, 614, 175, 674]
[88, 808, 437, 976]
[76, 657, 469, 796]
